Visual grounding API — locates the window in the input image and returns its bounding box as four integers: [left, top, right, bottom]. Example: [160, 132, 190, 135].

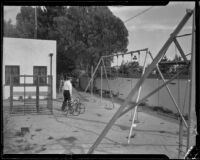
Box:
[5, 66, 20, 85]
[33, 66, 47, 85]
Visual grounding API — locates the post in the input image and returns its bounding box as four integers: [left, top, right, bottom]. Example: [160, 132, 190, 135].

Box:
[47, 75, 53, 112]
[49, 53, 53, 101]
[102, 59, 115, 109]
[50, 75, 53, 113]
[10, 75, 13, 114]
[47, 76, 50, 109]
[100, 66, 103, 103]
[24, 75, 25, 115]
[36, 76, 39, 113]
[178, 75, 183, 158]
[34, 6, 37, 39]
[157, 78, 159, 107]
[87, 10, 193, 153]
[91, 66, 93, 96]
[187, 8, 195, 151]
[85, 58, 102, 92]
[128, 50, 148, 144]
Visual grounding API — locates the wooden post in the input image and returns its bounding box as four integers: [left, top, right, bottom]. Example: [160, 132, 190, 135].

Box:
[47, 76, 50, 109]
[101, 66, 103, 103]
[36, 76, 39, 113]
[157, 78, 159, 107]
[87, 10, 193, 154]
[91, 66, 93, 96]
[10, 75, 13, 114]
[24, 75, 25, 115]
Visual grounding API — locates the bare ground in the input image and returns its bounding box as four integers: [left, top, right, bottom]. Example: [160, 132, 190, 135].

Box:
[3, 91, 196, 158]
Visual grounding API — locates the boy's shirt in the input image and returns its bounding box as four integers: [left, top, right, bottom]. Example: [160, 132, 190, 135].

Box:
[63, 80, 72, 95]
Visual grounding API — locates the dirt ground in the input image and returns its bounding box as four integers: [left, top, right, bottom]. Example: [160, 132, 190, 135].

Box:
[3, 90, 196, 158]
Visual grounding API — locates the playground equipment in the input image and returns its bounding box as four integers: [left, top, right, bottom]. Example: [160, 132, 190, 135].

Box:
[84, 48, 148, 110]
[9, 75, 53, 115]
[87, 8, 196, 156]
[128, 49, 148, 144]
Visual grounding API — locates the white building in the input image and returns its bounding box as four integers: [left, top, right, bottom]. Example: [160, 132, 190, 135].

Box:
[3, 37, 57, 99]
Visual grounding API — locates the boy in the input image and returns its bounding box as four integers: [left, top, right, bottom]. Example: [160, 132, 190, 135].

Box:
[61, 76, 72, 111]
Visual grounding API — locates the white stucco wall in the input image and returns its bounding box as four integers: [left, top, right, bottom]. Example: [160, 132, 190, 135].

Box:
[3, 37, 57, 99]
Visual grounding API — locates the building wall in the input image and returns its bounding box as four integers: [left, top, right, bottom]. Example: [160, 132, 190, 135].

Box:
[3, 37, 57, 99]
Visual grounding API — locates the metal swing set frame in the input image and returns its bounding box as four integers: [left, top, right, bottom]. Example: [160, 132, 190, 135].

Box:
[84, 48, 148, 110]
[84, 8, 195, 157]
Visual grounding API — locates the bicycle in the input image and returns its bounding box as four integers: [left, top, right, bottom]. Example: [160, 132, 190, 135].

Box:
[63, 97, 85, 116]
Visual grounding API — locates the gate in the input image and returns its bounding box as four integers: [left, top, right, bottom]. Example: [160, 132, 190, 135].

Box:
[9, 75, 53, 115]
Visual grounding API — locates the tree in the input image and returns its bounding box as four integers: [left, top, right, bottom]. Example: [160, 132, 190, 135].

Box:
[15, 6, 35, 38]
[4, 19, 18, 37]
[171, 54, 190, 77]
[53, 6, 128, 74]
[118, 61, 143, 77]
[8, 6, 129, 76]
[157, 55, 172, 75]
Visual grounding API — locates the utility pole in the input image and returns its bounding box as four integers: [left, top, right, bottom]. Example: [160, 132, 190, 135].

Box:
[34, 6, 37, 39]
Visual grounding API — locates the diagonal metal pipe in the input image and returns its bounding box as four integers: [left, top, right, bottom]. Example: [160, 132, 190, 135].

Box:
[148, 51, 188, 128]
[87, 9, 193, 154]
[102, 58, 115, 109]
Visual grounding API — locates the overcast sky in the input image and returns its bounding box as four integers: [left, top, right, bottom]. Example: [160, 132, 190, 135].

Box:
[4, 2, 195, 66]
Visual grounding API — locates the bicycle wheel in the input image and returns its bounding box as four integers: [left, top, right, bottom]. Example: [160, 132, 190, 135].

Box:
[72, 103, 80, 116]
[65, 101, 73, 116]
[79, 103, 85, 114]
[74, 98, 80, 104]
[69, 102, 74, 114]
[63, 105, 69, 116]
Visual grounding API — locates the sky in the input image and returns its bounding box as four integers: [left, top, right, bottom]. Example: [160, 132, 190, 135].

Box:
[4, 2, 195, 66]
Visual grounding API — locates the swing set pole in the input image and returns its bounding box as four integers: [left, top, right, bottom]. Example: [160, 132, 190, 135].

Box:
[187, 7, 195, 151]
[84, 58, 102, 92]
[102, 58, 115, 109]
[128, 49, 148, 144]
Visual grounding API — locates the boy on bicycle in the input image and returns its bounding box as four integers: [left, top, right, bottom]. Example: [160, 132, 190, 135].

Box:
[61, 75, 72, 111]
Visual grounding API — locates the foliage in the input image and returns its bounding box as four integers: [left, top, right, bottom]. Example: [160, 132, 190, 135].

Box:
[4, 19, 18, 37]
[172, 55, 190, 77]
[117, 61, 143, 77]
[4, 6, 129, 76]
[157, 55, 172, 74]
